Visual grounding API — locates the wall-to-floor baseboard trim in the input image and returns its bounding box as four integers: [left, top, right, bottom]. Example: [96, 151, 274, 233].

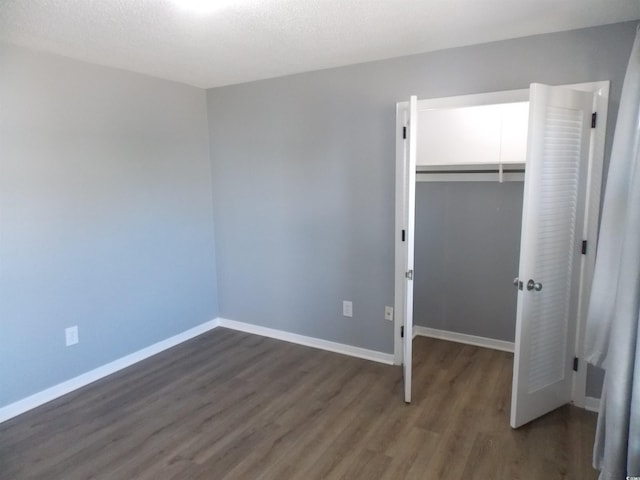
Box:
[1, 317, 396, 424]
[584, 396, 601, 413]
[218, 318, 395, 365]
[0, 312, 593, 424]
[0, 319, 220, 424]
[413, 326, 515, 353]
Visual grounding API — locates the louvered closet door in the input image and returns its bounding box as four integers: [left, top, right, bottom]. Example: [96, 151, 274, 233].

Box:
[510, 84, 593, 428]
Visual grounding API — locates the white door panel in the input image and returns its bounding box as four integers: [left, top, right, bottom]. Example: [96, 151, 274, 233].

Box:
[510, 84, 593, 428]
[403, 96, 418, 403]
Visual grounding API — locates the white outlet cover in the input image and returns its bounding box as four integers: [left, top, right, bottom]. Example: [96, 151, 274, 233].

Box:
[65, 326, 79, 346]
[385, 306, 394, 321]
[342, 301, 353, 317]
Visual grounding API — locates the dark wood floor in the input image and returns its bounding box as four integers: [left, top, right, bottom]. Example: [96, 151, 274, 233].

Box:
[0, 328, 597, 479]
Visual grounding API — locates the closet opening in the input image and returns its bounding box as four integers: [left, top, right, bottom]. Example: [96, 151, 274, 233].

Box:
[413, 179, 523, 350]
[394, 82, 609, 428]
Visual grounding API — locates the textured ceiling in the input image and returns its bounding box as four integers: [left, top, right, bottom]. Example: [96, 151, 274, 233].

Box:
[1, 0, 639, 89]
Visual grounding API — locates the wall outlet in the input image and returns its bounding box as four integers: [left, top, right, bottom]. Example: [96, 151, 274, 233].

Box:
[342, 300, 353, 317]
[384, 306, 394, 321]
[65, 326, 79, 346]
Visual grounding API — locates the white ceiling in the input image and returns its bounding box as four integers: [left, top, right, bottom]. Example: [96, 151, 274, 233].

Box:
[1, 0, 639, 89]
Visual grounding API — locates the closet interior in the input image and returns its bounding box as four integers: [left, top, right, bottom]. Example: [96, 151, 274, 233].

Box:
[413, 101, 529, 346]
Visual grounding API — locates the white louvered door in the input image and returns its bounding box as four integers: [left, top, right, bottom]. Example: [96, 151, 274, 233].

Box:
[510, 84, 593, 428]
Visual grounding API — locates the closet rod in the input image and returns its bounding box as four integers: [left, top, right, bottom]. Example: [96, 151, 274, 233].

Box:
[416, 170, 525, 183]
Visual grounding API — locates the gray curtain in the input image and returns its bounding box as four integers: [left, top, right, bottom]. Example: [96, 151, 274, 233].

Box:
[584, 25, 640, 480]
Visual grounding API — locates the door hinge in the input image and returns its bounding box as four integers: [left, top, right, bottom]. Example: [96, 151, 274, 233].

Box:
[591, 112, 597, 129]
[403, 126, 407, 139]
[582, 240, 588, 255]
[573, 357, 579, 372]
[402, 229, 406, 242]
[401, 326, 404, 338]
[405, 270, 413, 280]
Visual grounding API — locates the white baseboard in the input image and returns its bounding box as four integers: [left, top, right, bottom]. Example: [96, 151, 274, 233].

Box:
[0, 319, 220, 424]
[584, 396, 601, 413]
[218, 318, 395, 365]
[1, 316, 395, 424]
[413, 326, 515, 353]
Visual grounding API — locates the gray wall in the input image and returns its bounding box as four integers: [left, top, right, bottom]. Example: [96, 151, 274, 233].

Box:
[587, 364, 605, 398]
[206, 22, 636, 387]
[0, 45, 218, 407]
[413, 182, 523, 341]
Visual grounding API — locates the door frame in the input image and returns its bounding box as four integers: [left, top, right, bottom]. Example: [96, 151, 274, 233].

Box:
[393, 81, 609, 408]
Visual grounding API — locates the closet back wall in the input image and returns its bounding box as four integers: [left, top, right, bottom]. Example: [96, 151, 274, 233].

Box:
[207, 22, 634, 390]
[414, 182, 524, 341]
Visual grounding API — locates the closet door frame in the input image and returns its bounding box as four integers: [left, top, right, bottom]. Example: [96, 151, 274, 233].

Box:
[394, 81, 609, 409]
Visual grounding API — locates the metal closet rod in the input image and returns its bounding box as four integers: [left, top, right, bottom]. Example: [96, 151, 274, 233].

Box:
[415, 163, 526, 183]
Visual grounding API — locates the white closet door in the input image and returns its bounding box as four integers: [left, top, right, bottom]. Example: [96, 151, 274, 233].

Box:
[403, 96, 418, 403]
[510, 84, 593, 428]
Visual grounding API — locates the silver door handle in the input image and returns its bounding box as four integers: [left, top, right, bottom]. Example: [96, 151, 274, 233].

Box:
[527, 279, 543, 291]
[513, 277, 524, 290]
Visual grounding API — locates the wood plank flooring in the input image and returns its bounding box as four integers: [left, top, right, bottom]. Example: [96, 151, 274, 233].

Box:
[0, 329, 598, 479]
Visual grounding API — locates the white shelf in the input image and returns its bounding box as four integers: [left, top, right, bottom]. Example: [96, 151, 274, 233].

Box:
[416, 101, 530, 168]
